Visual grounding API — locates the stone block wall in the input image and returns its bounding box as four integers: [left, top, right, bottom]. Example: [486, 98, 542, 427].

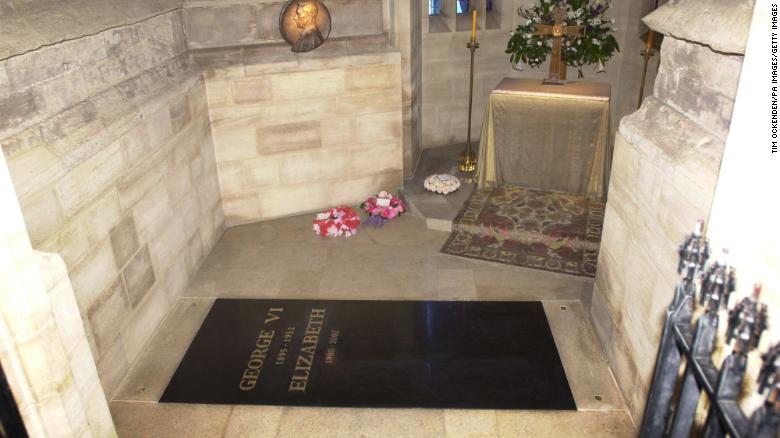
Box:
[0, 0, 179, 60]
[422, 27, 524, 147]
[200, 41, 404, 224]
[1, 11, 225, 399]
[183, 0, 384, 49]
[0, 147, 115, 436]
[589, 0, 749, 425]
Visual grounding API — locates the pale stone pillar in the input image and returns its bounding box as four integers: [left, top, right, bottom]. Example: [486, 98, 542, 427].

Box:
[392, 0, 423, 177]
[589, 0, 754, 426]
[0, 148, 116, 436]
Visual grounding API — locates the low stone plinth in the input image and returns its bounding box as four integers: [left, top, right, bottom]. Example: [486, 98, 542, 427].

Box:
[400, 144, 475, 232]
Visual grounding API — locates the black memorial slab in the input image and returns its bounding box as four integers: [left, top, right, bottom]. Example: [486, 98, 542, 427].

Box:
[161, 299, 576, 410]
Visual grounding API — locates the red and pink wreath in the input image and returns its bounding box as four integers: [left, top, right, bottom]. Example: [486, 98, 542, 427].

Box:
[361, 191, 406, 227]
[312, 207, 361, 237]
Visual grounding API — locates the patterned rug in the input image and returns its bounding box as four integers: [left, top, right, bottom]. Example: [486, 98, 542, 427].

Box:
[441, 185, 605, 277]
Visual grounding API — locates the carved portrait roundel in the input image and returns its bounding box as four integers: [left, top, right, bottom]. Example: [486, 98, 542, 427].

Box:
[279, 0, 332, 53]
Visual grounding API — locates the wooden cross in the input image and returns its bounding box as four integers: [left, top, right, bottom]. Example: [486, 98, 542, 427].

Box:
[532, 2, 583, 84]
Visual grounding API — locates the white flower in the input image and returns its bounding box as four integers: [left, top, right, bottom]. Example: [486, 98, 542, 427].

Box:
[525, 33, 533, 39]
[566, 40, 571, 47]
[591, 38, 599, 44]
[527, 19, 532, 25]
[610, 18, 616, 23]
[597, 59, 605, 72]
[510, 31, 515, 36]
[537, 41, 543, 46]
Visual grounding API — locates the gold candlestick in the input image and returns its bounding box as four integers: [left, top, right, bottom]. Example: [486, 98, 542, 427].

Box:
[459, 20, 479, 176]
[637, 30, 656, 109]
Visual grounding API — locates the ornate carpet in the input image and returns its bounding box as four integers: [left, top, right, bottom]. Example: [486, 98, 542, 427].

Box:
[441, 185, 605, 277]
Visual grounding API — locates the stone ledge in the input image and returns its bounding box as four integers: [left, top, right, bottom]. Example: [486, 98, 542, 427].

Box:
[652, 37, 743, 142]
[182, 0, 384, 49]
[0, 1, 180, 61]
[643, 0, 754, 55]
[618, 96, 725, 179]
[191, 34, 398, 76]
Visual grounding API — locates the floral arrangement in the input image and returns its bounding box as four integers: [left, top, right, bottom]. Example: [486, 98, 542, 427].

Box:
[313, 207, 361, 237]
[506, 0, 619, 78]
[361, 191, 406, 227]
[424, 174, 461, 195]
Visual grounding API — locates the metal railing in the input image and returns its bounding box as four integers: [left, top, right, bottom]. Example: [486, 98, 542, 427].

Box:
[640, 222, 779, 438]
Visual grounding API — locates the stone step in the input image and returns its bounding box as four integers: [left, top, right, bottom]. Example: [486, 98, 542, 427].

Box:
[400, 144, 476, 232]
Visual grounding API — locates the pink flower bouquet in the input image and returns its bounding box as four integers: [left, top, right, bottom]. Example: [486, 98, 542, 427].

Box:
[361, 191, 406, 227]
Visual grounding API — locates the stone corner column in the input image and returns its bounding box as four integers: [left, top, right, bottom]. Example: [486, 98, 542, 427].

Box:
[0, 147, 116, 437]
[589, 0, 751, 426]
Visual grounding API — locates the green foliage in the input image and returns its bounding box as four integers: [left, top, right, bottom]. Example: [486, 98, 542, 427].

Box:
[506, 0, 619, 78]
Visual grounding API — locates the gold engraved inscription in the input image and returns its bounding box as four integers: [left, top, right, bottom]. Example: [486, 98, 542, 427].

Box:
[288, 308, 326, 392]
[265, 307, 284, 324]
[238, 329, 276, 391]
[238, 306, 285, 391]
[325, 329, 339, 364]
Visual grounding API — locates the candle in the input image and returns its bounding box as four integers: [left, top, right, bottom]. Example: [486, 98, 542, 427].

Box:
[645, 30, 654, 51]
[471, 9, 477, 43]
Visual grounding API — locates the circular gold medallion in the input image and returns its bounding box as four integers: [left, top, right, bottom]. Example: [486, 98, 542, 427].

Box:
[279, 0, 332, 53]
[552, 25, 563, 37]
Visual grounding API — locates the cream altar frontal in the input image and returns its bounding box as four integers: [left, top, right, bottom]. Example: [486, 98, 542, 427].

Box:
[476, 78, 611, 200]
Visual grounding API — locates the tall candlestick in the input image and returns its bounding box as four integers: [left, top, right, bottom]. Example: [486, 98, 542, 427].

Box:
[471, 9, 477, 42]
[459, 23, 480, 176]
[637, 30, 656, 109]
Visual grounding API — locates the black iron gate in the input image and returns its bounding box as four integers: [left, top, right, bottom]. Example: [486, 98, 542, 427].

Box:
[640, 222, 780, 438]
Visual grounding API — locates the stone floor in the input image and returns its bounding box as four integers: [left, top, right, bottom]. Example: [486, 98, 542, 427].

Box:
[109, 212, 636, 437]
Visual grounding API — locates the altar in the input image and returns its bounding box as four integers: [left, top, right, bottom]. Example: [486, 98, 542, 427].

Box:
[476, 78, 611, 200]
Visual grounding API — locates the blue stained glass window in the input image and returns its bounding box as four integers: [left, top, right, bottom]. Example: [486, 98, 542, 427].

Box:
[486, 0, 493, 12]
[456, 0, 469, 14]
[429, 0, 441, 15]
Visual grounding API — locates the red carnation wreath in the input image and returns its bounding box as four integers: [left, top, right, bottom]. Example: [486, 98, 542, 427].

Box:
[312, 207, 361, 237]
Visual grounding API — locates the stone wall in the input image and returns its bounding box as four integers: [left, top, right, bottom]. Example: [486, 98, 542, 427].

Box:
[183, 0, 384, 49]
[589, 0, 751, 425]
[198, 39, 404, 224]
[0, 148, 115, 436]
[420, 0, 658, 148]
[1, 11, 225, 399]
[0, 0, 180, 60]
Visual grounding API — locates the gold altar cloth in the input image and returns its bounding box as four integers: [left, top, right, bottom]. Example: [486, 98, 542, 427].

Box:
[476, 78, 611, 200]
